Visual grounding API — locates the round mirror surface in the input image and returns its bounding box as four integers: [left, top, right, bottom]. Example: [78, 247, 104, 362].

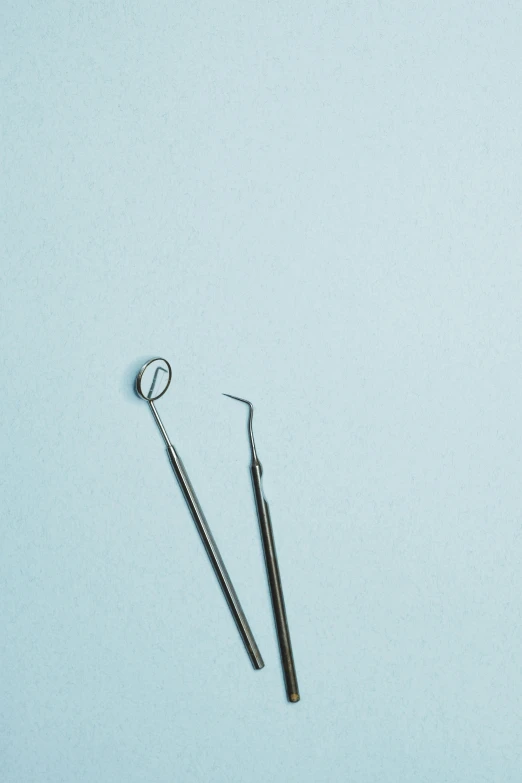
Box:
[136, 358, 172, 401]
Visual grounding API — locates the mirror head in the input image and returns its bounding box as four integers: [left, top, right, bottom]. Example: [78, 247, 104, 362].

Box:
[136, 357, 172, 401]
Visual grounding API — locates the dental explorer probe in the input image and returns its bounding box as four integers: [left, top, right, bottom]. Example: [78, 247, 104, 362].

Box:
[224, 394, 299, 702]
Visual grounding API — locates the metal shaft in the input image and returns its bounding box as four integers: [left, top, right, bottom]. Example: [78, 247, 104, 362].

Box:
[251, 462, 300, 702]
[149, 400, 264, 670]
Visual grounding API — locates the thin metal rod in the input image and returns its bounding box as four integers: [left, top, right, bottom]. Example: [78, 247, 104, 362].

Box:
[148, 400, 264, 670]
[149, 400, 171, 447]
[223, 394, 258, 462]
[224, 395, 300, 702]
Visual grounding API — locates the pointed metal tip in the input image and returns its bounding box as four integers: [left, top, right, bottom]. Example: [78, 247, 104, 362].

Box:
[223, 393, 258, 462]
[223, 393, 254, 410]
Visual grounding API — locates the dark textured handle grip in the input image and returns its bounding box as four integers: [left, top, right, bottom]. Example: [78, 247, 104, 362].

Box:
[251, 464, 299, 702]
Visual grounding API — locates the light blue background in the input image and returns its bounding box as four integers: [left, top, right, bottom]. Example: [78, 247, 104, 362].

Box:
[2, 2, 522, 781]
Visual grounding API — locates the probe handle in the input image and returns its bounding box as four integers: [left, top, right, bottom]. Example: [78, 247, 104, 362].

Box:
[250, 463, 300, 702]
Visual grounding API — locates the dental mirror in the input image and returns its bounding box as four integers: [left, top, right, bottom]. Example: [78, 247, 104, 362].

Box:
[136, 357, 172, 401]
[134, 357, 264, 670]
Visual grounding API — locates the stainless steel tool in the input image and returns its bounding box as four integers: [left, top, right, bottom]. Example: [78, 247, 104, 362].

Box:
[224, 394, 299, 702]
[136, 358, 264, 670]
